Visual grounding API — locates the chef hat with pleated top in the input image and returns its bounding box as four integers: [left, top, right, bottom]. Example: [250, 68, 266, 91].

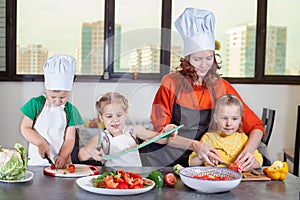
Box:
[175, 8, 215, 56]
[43, 55, 76, 91]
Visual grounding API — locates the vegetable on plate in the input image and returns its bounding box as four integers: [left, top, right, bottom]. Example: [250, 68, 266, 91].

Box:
[92, 169, 152, 189]
[0, 143, 27, 180]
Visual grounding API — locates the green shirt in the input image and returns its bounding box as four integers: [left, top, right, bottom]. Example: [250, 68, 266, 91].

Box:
[20, 95, 84, 127]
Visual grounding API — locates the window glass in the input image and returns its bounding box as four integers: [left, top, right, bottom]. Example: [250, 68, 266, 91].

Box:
[114, 0, 161, 73]
[0, 0, 5, 72]
[172, 0, 257, 77]
[266, 0, 300, 76]
[17, 0, 104, 75]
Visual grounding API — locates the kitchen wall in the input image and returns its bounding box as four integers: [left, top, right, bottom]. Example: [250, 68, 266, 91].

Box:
[0, 81, 300, 164]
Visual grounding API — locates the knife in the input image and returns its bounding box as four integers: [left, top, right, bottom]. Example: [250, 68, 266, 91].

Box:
[218, 162, 229, 167]
[45, 154, 57, 170]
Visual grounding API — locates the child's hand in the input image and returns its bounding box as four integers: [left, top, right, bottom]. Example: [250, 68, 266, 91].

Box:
[161, 124, 178, 137]
[55, 156, 67, 169]
[37, 142, 50, 159]
[85, 147, 105, 162]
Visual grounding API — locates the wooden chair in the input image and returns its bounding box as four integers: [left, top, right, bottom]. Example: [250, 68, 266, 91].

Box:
[283, 105, 300, 176]
[261, 108, 276, 146]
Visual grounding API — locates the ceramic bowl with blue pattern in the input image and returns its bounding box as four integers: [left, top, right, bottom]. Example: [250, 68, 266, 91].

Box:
[179, 166, 242, 193]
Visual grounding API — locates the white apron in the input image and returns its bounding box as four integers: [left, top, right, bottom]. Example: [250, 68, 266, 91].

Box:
[28, 100, 67, 166]
[105, 131, 142, 167]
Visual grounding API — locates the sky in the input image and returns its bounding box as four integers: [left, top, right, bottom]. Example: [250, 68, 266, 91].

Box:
[17, 0, 300, 70]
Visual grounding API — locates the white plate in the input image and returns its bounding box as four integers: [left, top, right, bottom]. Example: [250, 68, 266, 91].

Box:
[76, 175, 155, 195]
[0, 171, 34, 183]
[44, 164, 99, 177]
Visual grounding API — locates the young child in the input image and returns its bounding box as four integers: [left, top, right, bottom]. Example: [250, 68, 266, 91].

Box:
[78, 92, 177, 167]
[189, 94, 263, 171]
[20, 55, 84, 168]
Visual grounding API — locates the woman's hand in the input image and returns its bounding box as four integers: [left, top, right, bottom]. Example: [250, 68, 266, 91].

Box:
[161, 124, 178, 137]
[235, 151, 257, 172]
[191, 140, 221, 166]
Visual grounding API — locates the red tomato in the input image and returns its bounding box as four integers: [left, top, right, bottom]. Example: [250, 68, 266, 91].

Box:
[50, 164, 55, 170]
[164, 173, 177, 187]
[69, 164, 75, 173]
[263, 168, 268, 175]
[229, 163, 239, 172]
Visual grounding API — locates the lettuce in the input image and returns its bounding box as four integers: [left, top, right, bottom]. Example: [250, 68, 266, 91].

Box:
[0, 143, 28, 180]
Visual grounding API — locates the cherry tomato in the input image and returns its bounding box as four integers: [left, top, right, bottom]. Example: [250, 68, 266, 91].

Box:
[263, 168, 268, 175]
[69, 164, 75, 173]
[164, 173, 177, 187]
[229, 163, 239, 172]
[50, 164, 55, 170]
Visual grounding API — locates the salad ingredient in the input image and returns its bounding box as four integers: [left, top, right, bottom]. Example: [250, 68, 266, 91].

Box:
[92, 169, 151, 189]
[0, 143, 27, 180]
[228, 162, 240, 172]
[50, 164, 55, 170]
[147, 170, 164, 188]
[164, 173, 177, 187]
[266, 160, 288, 181]
[193, 174, 232, 181]
[263, 167, 268, 175]
[69, 164, 75, 173]
[173, 164, 183, 176]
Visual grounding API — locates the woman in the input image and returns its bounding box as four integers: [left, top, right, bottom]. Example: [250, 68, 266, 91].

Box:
[140, 8, 264, 172]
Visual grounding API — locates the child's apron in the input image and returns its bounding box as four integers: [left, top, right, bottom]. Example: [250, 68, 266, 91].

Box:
[28, 101, 67, 166]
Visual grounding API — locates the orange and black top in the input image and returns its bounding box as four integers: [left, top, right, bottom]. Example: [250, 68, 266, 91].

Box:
[140, 73, 264, 167]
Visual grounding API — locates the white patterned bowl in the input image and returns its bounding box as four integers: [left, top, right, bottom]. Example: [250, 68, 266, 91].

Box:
[179, 166, 242, 193]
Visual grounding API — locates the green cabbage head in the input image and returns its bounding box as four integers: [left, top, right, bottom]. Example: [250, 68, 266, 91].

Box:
[0, 143, 28, 180]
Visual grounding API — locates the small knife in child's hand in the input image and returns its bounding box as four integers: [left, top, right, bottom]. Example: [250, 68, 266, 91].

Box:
[45, 154, 57, 170]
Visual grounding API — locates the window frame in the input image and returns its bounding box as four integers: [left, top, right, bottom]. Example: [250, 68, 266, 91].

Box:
[1, 0, 300, 84]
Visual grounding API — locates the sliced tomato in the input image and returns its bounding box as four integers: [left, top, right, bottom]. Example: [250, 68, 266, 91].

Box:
[164, 173, 177, 187]
[229, 163, 240, 172]
[69, 164, 75, 173]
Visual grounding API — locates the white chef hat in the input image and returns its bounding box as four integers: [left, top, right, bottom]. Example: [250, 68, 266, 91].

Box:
[175, 8, 215, 56]
[43, 55, 76, 91]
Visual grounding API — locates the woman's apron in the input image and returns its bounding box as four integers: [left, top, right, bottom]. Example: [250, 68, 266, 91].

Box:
[140, 84, 216, 167]
[28, 100, 67, 166]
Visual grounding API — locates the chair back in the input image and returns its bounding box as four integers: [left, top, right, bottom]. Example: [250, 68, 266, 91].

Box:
[261, 108, 276, 146]
[293, 105, 300, 176]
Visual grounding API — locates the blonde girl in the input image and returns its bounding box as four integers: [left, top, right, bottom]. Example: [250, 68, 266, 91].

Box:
[78, 92, 177, 167]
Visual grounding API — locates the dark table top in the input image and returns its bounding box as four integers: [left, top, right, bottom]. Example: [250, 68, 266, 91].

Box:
[0, 166, 299, 200]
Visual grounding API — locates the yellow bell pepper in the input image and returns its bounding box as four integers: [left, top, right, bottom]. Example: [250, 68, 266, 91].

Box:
[266, 160, 289, 181]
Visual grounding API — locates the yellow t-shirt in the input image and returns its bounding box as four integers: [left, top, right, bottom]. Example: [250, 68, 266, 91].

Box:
[188, 131, 263, 166]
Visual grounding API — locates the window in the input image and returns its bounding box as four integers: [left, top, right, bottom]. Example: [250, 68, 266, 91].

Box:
[2, 0, 300, 84]
[266, 0, 300, 76]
